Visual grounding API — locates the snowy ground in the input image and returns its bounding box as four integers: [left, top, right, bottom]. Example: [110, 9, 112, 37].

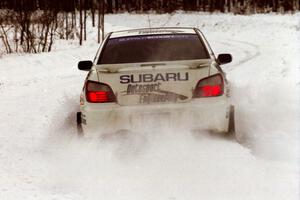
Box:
[0, 13, 299, 200]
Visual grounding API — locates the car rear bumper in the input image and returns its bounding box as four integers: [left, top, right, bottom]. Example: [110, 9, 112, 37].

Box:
[80, 96, 230, 135]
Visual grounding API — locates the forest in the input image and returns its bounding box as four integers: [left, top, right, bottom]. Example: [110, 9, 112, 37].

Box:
[0, 0, 299, 54]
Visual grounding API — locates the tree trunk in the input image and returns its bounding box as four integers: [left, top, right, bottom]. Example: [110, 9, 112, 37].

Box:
[14, 25, 19, 52]
[26, 18, 30, 52]
[115, 0, 119, 11]
[107, 0, 113, 13]
[274, 0, 279, 12]
[65, 12, 69, 40]
[210, 0, 215, 12]
[0, 25, 12, 53]
[48, 17, 58, 52]
[202, 0, 206, 11]
[196, 0, 200, 10]
[126, 0, 131, 12]
[140, 0, 143, 11]
[98, 0, 103, 43]
[84, 4, 87, 41]
[71, 10, 76, 28]
[79, 0, 83, 45]
[101, 0, 105, 41]
[224, 0, 228, 12]
[42, 22, 50, 52]
[91, 1, 95, 27]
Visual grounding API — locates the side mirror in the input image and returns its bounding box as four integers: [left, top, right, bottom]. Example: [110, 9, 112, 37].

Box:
[78, 60, 93, 71]
[217, 54, 232, 65]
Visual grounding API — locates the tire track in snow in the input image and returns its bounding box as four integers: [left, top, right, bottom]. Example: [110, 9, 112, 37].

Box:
[215, 39, 261, 71]
[160, 13, 179, 27]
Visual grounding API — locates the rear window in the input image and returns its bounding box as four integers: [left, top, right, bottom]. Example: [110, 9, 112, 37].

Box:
[98, 34, 209, 64]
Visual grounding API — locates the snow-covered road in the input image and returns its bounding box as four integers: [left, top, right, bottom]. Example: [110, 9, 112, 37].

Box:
[0, 13, 299, 200]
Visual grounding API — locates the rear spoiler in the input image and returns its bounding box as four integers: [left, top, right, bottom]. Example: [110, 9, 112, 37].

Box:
[96, 59, 213, 73]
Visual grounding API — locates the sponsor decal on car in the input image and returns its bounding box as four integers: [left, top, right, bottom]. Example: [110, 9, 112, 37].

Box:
[126, 83, 161, 94]
[122, 82, 188, 104]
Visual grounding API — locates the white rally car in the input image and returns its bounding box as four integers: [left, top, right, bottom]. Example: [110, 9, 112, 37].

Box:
[77, 27, 235, 136]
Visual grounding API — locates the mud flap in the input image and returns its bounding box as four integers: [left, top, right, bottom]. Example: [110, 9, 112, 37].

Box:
[227, 105, 235, 136]
[76, 112, 83, 135]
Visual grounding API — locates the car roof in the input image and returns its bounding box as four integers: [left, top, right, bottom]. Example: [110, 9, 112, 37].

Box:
[109, 27, 197, 38]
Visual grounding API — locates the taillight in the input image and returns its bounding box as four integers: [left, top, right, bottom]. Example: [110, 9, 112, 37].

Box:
[85, 81, 116, 103]
[193, 74, 224, 98]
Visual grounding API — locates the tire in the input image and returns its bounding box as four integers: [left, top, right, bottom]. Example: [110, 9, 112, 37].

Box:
[76, 112, 83, 135]
[227, 105, 236, 136]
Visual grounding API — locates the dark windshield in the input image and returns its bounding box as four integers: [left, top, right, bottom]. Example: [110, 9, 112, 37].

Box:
[98, 34, 209, 64]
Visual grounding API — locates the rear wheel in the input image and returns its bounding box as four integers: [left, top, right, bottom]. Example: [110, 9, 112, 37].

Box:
[227, 105, 235, 136]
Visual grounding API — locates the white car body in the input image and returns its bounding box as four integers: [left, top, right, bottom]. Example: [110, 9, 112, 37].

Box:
[77, 27, 234, 135]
